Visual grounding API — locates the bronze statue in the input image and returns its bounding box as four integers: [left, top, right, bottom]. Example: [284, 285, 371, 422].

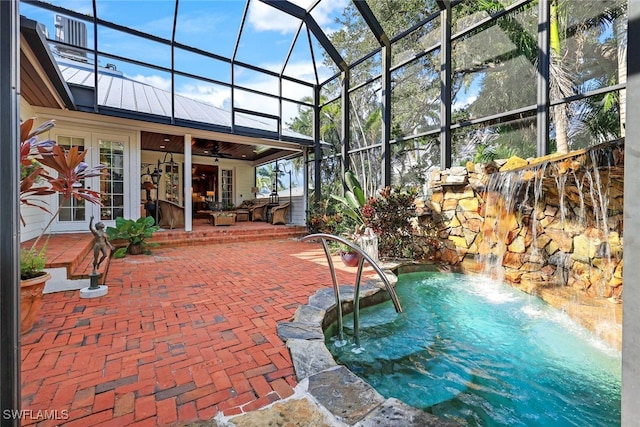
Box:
[90, 216, 114, 274]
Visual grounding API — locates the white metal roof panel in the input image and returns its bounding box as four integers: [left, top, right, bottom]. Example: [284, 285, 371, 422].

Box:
[55, 57, 311, 141]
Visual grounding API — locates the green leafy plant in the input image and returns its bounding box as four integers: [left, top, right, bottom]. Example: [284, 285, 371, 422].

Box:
[20, 246, 47, 280]
[330, 170, 369, 234]
[106, 216, 160, 258]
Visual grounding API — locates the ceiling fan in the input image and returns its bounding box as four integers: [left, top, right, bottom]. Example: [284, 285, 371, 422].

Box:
[210, 142, 232, 159]
[192, 139, 233, 160]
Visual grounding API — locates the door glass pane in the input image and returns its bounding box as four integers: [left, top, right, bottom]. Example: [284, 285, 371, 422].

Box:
[99, 140, 125, 220]
[57, 136, 86, 222]
[221, 169, 233, 208]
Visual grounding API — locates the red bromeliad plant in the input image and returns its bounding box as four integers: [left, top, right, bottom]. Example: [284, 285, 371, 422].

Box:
[20, 118, 106, 278]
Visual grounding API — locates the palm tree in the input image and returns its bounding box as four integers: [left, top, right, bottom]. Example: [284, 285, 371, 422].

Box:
[255, 165, 275, 195]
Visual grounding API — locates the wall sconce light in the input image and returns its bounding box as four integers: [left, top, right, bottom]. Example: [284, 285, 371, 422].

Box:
[150, 167, 161, 185]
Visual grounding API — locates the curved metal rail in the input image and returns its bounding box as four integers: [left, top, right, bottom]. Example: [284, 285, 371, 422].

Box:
[301, 233, 402, 346]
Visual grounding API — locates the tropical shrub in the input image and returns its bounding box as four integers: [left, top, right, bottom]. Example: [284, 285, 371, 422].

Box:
[362, 186, 419, 259]
[306, 198, 344, 235]
[330, 170, 370, 235]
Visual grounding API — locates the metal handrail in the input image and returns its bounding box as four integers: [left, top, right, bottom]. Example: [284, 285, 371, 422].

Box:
[301, 233, 402, 346]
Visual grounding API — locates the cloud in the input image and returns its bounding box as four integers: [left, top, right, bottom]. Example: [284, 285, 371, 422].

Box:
[128, 74, 172, 92]
[248, 1, 302, 34]
[248, 0, 348, 34]
[259, 60, 325, 84]
[452, 93, 478, 111]
[176, 82, 230, 109]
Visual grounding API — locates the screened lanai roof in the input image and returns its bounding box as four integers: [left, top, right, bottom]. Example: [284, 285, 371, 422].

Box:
[54, 56, 308, 141]
[20, 0, 436, 154]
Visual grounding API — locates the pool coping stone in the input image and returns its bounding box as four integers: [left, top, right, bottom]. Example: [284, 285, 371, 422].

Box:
[275, 261, 460, 427]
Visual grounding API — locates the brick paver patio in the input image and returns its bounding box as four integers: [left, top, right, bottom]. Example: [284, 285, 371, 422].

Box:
[20, 238, 361, 426]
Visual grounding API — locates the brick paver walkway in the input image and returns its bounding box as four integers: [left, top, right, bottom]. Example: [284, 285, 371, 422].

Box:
[20, 239, 360, 426]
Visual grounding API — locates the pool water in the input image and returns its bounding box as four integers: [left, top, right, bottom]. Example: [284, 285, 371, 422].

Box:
[326, 271, 621, 426]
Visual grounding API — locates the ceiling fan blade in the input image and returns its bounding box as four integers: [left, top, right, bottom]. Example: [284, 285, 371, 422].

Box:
[211, 141, 232, 158]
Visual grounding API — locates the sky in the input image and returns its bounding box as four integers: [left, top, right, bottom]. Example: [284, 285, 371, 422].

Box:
[20, 0, 351, 126]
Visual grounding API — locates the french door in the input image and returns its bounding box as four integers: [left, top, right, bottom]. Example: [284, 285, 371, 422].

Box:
[98, 139, 125, 222]
[53, 133, 93, 232]
[50, 131, 129, 233]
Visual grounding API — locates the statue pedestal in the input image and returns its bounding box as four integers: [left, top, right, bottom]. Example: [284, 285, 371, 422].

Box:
[80, 285, 108, 298]
[80, 272, 108, 298]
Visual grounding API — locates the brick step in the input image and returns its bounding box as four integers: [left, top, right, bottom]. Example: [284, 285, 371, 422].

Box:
[22, 232, 94, 281]
[151, 229, 308, 248]
[149, 225, 307, 245]
[68, 225, 308, 279]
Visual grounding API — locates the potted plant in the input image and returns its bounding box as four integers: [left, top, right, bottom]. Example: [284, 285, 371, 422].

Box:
[19, 246, 49, 334]
[19, 118, 105, 333]
[338, 242, 361, 267]
[106, 216, 159, 258]
[330, 170, 379, 265]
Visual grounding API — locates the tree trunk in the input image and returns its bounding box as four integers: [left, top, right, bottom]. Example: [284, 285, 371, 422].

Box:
[553, 104, 569, 153]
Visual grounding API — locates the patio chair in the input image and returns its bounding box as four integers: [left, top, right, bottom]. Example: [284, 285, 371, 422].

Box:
[249, 200, 269, 221]
[271, 202, 290, 225]
[157, 200, 185, 229]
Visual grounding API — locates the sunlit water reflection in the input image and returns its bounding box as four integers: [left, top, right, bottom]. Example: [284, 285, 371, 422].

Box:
[327, 271, 621, 426]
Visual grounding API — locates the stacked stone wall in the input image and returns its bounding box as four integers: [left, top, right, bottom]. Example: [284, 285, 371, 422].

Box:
[414, 141, 624, 303]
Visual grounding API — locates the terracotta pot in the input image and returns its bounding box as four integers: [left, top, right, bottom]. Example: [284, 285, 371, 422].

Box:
[340, 251, 361, 267]
[128, 243, 144, 255]
[20, 272, 50, 334]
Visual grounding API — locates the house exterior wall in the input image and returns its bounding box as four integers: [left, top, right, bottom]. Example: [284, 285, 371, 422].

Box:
[20, 101, 298, 242]
[19, 105, 262, 242]
[19, 99, 44, 242]
[273, 195, 306, 226]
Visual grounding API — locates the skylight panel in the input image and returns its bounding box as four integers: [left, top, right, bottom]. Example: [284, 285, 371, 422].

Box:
[97, 24, 172, 70]
[174, 0, 246, 58]
[235, 0, 299, 68]
[95, 0, 176, 40]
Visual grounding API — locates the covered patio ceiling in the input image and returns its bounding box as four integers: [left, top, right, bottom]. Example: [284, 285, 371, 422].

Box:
[141, 131, 299, 163]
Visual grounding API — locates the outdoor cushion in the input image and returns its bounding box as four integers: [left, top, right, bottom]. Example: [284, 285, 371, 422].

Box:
[271, 202, 290, 225]
[158, 200, 185, 229]
[250, 201, 269, 221]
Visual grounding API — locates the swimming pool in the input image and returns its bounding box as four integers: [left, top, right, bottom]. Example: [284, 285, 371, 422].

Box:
[326, 271, 621, 426]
